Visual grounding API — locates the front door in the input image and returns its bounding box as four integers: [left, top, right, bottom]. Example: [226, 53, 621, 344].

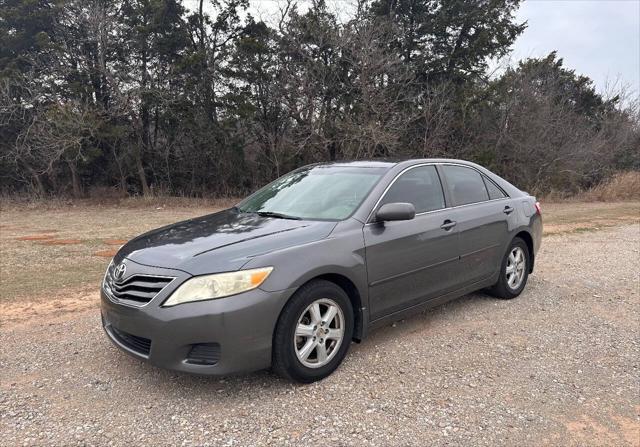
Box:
[363, 165, 460, 321]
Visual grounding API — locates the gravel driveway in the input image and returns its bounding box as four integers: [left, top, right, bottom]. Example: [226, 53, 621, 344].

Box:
[1, 224, 639, 446]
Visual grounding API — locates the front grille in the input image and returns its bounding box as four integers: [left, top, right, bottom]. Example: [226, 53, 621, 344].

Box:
[185, 343, 221, 365]
[104, 264, 173, 306]
[110, 326, 151, 356]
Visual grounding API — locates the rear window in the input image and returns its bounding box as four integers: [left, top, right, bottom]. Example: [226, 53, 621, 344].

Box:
[379, 165, 445, 213]
[442, 165, 489, 206]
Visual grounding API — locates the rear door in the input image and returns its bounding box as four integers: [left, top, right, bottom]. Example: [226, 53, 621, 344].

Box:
[363, 165, 460, 321]
[440, 164, 511, 287]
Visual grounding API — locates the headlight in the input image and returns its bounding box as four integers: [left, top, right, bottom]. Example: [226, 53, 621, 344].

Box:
[162, 267, 274, 307]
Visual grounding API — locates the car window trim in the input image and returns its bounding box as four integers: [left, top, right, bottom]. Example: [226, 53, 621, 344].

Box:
[365, 162, 511, 223]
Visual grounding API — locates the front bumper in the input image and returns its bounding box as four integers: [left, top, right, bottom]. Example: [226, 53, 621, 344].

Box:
[101, 282, 295, 376]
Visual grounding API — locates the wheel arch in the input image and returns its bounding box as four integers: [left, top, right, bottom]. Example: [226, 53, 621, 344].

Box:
[314, 273, 364, 342]
[278, 273, 365, 343]
[514, 230, 535, 273]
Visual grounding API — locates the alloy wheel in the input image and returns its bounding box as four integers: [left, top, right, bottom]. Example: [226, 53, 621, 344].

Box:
[506, 246, 526, 290]
[294, 298, 345, 368]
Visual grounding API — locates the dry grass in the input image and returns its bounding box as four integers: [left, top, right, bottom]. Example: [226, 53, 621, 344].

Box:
[103, 239, 128, 245]
[540, 201, 639, 235]
[580, 172, 640, 202]
[38, 239, 83, 245]
[544, 171, 640, 203]
[94, 248, 120, 258]
[15, 234, 57, 241]
[0, 204, 219, 303]
[1, 200, 638, 305]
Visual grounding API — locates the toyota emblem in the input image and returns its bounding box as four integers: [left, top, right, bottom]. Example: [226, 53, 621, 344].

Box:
[114, 263, 127, 281]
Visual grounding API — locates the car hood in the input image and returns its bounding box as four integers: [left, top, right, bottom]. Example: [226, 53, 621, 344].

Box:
[115, 208, 337, 275]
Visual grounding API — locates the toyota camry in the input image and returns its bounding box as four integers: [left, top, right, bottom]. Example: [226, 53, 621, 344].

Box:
[101, 159, 542, 383]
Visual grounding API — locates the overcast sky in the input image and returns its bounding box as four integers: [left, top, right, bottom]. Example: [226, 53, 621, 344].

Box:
[511, 0, 640, 97]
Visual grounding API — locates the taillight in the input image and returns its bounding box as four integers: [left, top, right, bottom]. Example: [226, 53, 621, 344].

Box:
[534, 201, 541, 215]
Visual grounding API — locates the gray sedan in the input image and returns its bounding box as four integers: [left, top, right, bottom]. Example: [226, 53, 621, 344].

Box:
[101, 159, 542, 382]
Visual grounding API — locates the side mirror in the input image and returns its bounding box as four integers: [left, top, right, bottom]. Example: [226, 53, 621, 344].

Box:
[375, 202, 416, 222]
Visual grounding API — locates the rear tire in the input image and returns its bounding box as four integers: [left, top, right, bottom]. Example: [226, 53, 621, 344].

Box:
[489, 237, 530, 299]
[272, 280, 353, 383]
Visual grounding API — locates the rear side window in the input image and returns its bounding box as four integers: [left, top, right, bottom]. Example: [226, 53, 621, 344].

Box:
[380, 165, 445, 213]
[483, 176, 507, 200]
[442, 165, 489, 206]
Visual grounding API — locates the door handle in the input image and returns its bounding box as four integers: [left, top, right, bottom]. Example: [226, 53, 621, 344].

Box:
[503, 206, 515, 215]
[440, 219, 457, 231]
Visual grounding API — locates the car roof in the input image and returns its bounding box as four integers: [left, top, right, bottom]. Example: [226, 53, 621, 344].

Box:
[312, 158, 481, 169]
[311, 159, 400, 168]
[310, 158, 525, 199]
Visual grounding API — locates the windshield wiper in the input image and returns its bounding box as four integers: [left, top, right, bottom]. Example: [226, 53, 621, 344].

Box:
[255, 211, 301, 220]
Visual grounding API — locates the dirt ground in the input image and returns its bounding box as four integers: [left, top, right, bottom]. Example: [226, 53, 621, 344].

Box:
[1, 200, 639, 446]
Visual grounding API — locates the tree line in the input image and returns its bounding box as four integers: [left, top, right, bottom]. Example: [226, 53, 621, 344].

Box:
[1, 0, 638, 198]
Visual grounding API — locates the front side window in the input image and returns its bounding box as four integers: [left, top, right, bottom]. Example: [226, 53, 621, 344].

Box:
[379, 165, 445, 213]
[442, 165, 490, 206]
[237, 166, 386, 220]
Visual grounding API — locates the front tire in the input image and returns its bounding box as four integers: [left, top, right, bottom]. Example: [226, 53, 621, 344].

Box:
[489, 237, 530, 299]
[272, 280, 354, 383]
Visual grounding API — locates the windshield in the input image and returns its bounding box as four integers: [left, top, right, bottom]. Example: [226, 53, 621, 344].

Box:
[237, 165, 387, 220]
